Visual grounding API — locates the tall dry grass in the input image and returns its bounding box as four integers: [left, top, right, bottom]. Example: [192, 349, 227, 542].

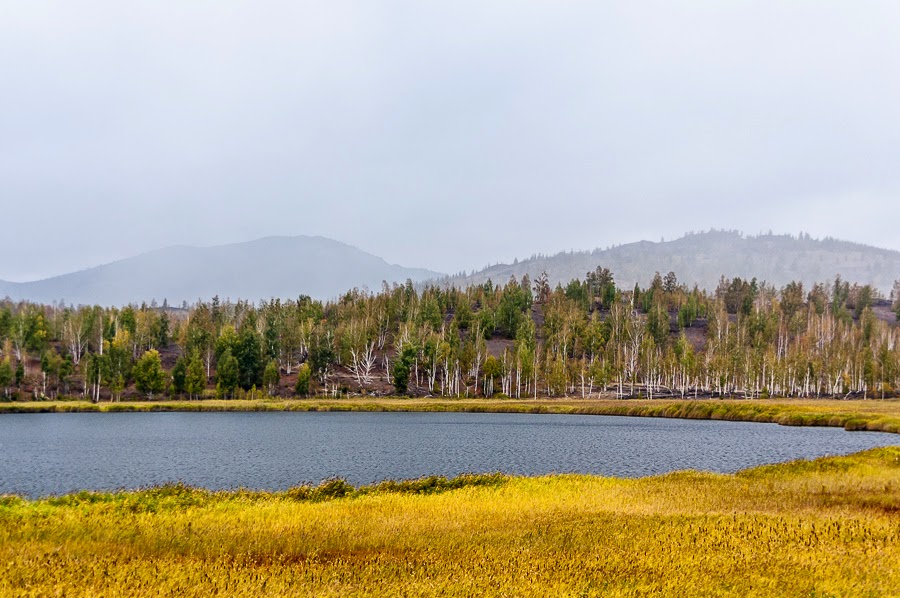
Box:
[2, 447, 898, 596]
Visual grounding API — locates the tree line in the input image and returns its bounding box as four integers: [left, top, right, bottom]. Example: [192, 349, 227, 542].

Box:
[1, 270, 899, 401]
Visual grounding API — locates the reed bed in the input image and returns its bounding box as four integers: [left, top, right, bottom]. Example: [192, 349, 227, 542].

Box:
[2, 447, 898, 597]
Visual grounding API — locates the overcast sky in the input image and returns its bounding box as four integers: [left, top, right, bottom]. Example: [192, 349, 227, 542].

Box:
[2, 1, 899, 281]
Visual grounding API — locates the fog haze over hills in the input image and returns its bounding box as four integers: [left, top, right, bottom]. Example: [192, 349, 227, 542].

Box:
[439, 231, 900, 295]
[3, 4, 900, 283]
[1, 231, 898, 306]
[0, 236, 440, 306]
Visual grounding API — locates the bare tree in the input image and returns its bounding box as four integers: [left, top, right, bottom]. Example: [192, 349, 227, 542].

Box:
[62, 307, 92, 365]
[349, 341, 378, 387]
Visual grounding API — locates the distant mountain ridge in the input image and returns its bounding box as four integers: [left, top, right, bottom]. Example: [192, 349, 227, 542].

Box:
[0, 236, 442, 306]
[436, 231, 900, 293]
[3, 231, 898, 307]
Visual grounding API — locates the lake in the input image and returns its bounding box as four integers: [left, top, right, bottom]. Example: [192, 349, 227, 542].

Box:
[0, 411, 897, 497]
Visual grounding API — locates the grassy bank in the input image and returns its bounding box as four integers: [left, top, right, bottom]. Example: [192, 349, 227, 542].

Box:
[2, 396, 900, 433]
[1, 447, 898, 596]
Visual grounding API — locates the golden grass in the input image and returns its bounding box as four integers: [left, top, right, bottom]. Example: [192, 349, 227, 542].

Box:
[3, 397, 900, 434]
[2, 447, 899, 597]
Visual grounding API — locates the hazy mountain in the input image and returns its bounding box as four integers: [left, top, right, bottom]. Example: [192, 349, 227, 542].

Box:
[438, 231, 900, 294]
[0, 236, 442, 306]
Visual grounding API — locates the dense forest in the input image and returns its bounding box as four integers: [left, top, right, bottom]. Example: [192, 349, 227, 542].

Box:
[1, 269, 899, 402]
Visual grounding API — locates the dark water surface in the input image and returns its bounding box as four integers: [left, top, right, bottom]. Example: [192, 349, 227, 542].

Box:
[0, 412, 896, 497]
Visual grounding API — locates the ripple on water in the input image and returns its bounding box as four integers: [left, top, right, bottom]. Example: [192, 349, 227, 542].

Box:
[0, 411, 896, 497]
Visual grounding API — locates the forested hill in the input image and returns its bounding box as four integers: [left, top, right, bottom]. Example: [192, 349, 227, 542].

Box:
[440, 231, 900, 293]
[0, 236, 441, 306]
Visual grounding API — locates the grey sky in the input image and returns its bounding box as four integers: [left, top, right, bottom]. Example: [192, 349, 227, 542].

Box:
[2, 1, 899, 281]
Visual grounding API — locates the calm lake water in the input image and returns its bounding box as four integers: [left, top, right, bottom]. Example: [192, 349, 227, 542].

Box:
[0, 412, 897, 497]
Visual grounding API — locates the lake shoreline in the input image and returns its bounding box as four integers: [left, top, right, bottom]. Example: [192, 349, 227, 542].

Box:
[2, 396, 899, 433]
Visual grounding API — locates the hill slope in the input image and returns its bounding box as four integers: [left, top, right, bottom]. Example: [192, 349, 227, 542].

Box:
[440, 231, 900, 292]
[0, 236, 441, 306]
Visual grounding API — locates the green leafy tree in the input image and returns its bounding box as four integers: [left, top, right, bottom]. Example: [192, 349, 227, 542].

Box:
[807, 283, 829, 316]
[294, 363, 311, 397]
[235, 326, 264, 390]
[418, 296, 442, 330]
[215, 325, 238, 362]
[263, 310, 282, 361]
[852, 284, 874, 320]
[83, 351, 106, 402]
[152, 312, 170, 349]
[482, 354, 502, 397]
[0, 308, 11, 341]
[392, 345, 417, 395]
[263, 359, 280, 395]
[171, 356, 188, 395]
[478, 308, 494, 340]
[133, 349, 167, 400]
[119, 306, 138, 343]
[185, 352, 206, 400]
[677, 294, 700, 329]
[40, 348, 63, 398]
[718, 277, 757, 316]
[25, 311, 49, 354]
[110, 374, 126, 402]
[58, 354, 74, 395]
[309, 330, 335, 385]
[780, 281, 805, 320]
[546, 355, 568, 397]
[564, 279, 589, 311]
[185, 304, 215, 378]
[0, 358, 13, 398]
[646, 303, 670, 347]
[454, 298, 472, 330]
[14, 361, 24, 387]
[514, 317, 537, 398]
[497, 277, 531, 338]
[216, 348, 240, 399]
[533, 271, 551, 304]
[107, 341, 133, 400]
[586, 267, 616, 310]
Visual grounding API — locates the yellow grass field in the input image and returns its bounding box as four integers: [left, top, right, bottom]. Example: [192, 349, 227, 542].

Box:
[2, 447, 899, 597]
